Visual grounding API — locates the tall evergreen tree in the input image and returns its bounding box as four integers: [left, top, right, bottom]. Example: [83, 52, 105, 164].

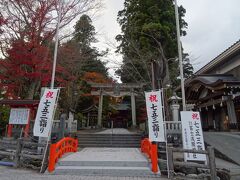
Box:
[59, 15, 108, 78]
[58, 15, 109, 112]
[116, 0, 192, 89]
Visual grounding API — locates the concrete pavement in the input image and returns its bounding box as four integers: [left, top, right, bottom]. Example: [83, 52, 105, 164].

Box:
[52, 148, 161, 177]
[0, 166, 168, 180]
[204, 132, 240, 165]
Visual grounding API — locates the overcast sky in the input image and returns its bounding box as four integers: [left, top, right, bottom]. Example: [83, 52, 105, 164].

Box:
[93, 0, 240, 78]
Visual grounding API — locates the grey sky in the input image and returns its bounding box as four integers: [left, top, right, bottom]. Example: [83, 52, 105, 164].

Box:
[178, 0, 240, 71]
[93, 0, 240, 78]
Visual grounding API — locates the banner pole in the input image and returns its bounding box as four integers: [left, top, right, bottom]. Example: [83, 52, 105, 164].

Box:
[161, 88, 170, 178]
[40, 0, 62, 172]
[40, 89, 60, 173]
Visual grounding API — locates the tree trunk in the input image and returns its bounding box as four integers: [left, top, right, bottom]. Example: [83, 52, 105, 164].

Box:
[163, 58, 170, 87]
[26, 80, 40, 99]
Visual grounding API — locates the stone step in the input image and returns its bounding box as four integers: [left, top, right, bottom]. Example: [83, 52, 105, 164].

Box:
[76, 133, 141, 136]
[78, 140, 141, 143]
[78, 144, 140, 148]
[77, 138, 141, 142]
[79, 141, 140, 146]
[53, 166, 161, 177]
[50, 148, 160, 177]
[77, 134, 141, 137]
[77, 138, 141, 141]
[58, 160, 149, 167]
[77, 134, 141, 148]
[77, 136, 142, 139]
[78, 139, 141, 141]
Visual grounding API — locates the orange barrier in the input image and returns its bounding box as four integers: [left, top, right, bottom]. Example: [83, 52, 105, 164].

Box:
[141, 138, 158, 173]
[48, 137, 78, 172]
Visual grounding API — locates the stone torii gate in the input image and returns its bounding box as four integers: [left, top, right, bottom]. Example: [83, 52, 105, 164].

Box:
[90, 83, 145, 128]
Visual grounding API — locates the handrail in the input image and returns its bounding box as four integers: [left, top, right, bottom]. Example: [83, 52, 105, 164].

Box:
[141, 138, 158, 173]
[48, 137, 78, 172]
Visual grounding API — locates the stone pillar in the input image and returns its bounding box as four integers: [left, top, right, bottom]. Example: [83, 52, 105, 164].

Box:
[131, 89, 136, 127]
[68, 112, 74, 132]
[97, 90, 103, 128]
[59, 113, 67, 139]
[170, 104, 180, 121]
[226, 97, 237, 128]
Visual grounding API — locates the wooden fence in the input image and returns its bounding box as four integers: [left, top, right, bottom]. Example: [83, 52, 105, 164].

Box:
[167, 147, 217, 179]
[0, 138, 45, 167]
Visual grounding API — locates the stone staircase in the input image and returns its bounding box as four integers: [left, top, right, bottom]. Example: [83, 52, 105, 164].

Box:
[50, 148, 161, 177]
[77, 133, 142, 148]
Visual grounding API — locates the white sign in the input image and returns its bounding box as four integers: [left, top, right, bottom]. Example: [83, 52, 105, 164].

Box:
[33, 88, 59, 137]
[181, 111, 206, 162]
[145, 90, 165, 142]
[9, 108, 30, 124]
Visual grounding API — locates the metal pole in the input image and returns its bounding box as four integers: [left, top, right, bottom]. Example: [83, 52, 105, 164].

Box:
[174, 0, 186, 111]
[50, 0, 62, 89]
[40, 90, 60, 173]
[40, 0, 62, 172]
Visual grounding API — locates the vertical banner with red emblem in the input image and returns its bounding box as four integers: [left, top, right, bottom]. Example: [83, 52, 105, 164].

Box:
[33, 88, 59, 137]
[145, 90, 165, 142]
[181, 111, 206, 161]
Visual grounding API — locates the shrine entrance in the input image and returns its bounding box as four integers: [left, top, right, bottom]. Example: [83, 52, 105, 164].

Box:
[90, 83, 145, 128]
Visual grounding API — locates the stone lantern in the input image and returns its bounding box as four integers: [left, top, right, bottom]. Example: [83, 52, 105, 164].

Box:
[169, 92, 181, 121]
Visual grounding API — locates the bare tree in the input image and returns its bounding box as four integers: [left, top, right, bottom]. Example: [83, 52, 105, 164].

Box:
[0, 0, 102, 54]
[0, 0, 102, 99]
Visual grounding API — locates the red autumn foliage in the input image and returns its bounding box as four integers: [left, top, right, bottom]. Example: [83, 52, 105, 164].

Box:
[82, 72, 110, 84]
[0, 39, 73, 98]
[0, 0, 101, 99]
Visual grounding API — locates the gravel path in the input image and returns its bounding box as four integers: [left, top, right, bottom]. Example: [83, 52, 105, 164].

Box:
[0, 166, 167, 180]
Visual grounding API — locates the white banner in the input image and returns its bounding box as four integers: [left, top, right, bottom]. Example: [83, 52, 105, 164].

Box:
[181, 111, 206, 162]
[9, 108, 30, 125]
[145, 90, 165, 142]
[33, 88, 59, 137]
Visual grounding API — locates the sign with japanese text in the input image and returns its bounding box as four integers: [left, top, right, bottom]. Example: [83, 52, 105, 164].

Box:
[9, 108, 30, 125]
[145, 90, 165, 142]
[181, 111, 206, 162]
[33, 89, 59, 137]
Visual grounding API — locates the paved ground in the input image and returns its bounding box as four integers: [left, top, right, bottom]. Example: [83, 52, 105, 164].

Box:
[204, 132, 240, 165]
[215, 158, 240, 178]
[0, 166, 167, 180]
[94, 128, 136, 134]
[60, 148, 146, 162]
[76, 128, 140, 134]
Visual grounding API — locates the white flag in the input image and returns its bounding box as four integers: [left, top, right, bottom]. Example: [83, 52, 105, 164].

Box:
[33, 89, 59, 137]
[145, 90, 165, 142]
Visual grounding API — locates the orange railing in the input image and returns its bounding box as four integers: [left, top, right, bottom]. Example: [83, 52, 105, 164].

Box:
[141, 138, 158, 173]
[48, 137, 78, 172]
